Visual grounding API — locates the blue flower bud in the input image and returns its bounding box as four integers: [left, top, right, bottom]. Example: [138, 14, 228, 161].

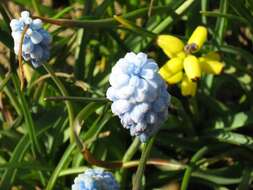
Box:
[107, 52, 170, 142]
[10, 11, 51, 68]
[72, 169, 119, 190]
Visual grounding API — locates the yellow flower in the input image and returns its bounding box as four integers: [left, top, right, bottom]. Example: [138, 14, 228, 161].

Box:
[157, 26, 223, 97]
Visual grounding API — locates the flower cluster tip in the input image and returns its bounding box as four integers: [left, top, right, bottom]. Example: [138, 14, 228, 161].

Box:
[10, 11, 51, 68]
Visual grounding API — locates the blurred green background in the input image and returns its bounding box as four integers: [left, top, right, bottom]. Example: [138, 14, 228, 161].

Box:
[0, 0, 253, 189]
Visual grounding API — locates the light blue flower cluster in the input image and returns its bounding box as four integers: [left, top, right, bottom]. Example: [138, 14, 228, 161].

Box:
[10, 11, 52, 68]
[72, 169, 119, 190]
[107, 52, 170, 142]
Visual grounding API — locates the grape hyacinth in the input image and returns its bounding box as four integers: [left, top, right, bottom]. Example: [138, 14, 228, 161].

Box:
[106, 52, 170, 142]
[10, 11, 52, 68]
[72, 169, 120, 190]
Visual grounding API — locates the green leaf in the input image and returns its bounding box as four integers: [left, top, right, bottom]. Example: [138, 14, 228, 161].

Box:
[59, 166, 88, 177]
[212, 111, 253, 130]
[192, 170, 241, 185]
[220, 45, 253, 66]
[208, 130, 253, 151]
[45, 143, 76, 190]
[200, 11, 248, 24]
[84, 111, 112, 142]
[0, 124, 51, 189]
[181, 146, 209, 190]
[214, 0, 228, 44]
[12, 74, 42, 156]
[238, 166, 252, 190]
[114, 15, 156, 38]
[229, 0, 253, 29]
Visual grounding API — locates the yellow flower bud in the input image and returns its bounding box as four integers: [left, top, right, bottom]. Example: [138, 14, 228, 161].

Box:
[183, 55, 201, 81]
[199, 52, 224, 75]
[181, 76, 197, 96]
[166, 71, 183, 84]
[157, 35, 184, 58]
[187, 26, 207, 52]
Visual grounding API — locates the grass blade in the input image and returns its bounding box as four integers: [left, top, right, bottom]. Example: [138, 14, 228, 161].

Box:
[46, 144, 76, 190]
[181, 146, 209, 190]
[12, 74, 42, 155]
[0, 124, 51, 189]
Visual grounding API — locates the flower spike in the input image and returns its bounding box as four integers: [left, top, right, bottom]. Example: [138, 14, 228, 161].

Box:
[72, 169, 119, 190]
[10, 11, 52, 68]
[107, 52, 170, 142]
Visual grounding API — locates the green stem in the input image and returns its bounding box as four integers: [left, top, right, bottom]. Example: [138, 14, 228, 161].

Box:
[120, 137, 141, 189]
[153, 0, 195, 34]
[123, 138, 141, 162]
[58, 158, 185, 177]
[132, 137, 155, 190]
[44, 96, 108, 102]
[180, 146, 209, 190]
[201, 0, 208, 24]
[42, 64, 75, 143]
[34, 5, 181, 29]
[113, 15, 156, 38]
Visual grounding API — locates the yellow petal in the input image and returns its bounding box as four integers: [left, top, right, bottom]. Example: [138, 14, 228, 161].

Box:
[187, 26, 207, 52]
[157, 35, 184, 58]
[183, 55, 201, 81]
[181, 76, 197, 96]
[159, 65, 173, 80]
[166, 71, 183, 84]
[163, 57, 184, 74]
[199, 52, 224, 75]
[200, 58, 224, 75]
[177, 51, 186, 60]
